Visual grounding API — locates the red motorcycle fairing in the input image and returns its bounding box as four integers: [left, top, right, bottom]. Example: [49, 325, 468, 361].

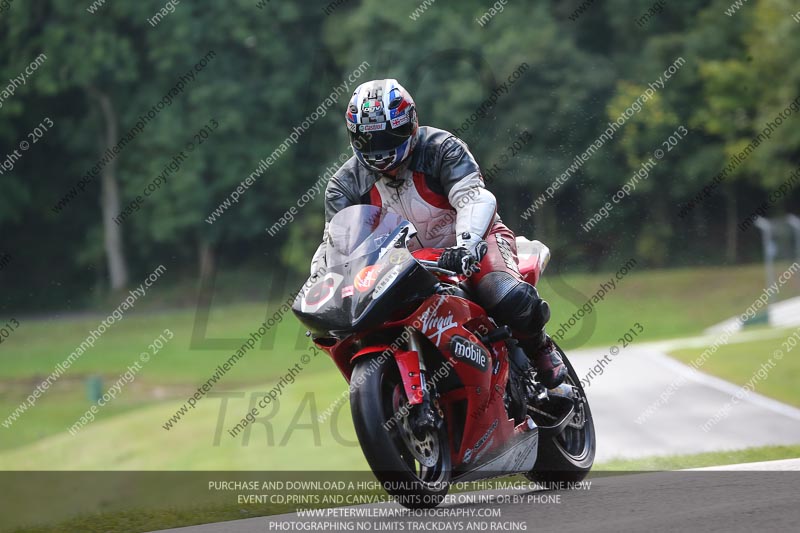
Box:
[313, 292, 524, 470]
[315, 283, 540, 474]
[382, 293, 517, 468]
[391, 350, 424, 404]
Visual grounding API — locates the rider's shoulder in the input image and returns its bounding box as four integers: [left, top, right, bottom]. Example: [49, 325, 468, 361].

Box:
[415, 126, 470, 156]
[326, 155, 371, 195]
[330, 156, 363, 182]
[410, 127, 472, 172]
[417, 125, 459, 145]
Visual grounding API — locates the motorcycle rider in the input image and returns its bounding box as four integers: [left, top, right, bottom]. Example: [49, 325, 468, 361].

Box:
[310, 79, 566, 389]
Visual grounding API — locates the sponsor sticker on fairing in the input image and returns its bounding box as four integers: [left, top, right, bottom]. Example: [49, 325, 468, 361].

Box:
[372, 266, 402, 298]
[464, 418, 499, 464]
[421, 310, 457, 345]
[301, 273, 344, 313]
[354, 265, 381, 292]
[387, 249, 409, 265]
[449, 335, 489, 371]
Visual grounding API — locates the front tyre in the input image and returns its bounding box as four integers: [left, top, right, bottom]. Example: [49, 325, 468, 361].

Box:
[350, 355, 450, 509]
[527, 342, 595, 483]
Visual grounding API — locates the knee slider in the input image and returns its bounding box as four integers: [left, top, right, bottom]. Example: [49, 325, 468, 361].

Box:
[530, 297, 550, 332]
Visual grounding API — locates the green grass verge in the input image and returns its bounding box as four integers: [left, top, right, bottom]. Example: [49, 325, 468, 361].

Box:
[3, 303, 311, 382]
[1, 263, 796, 459]
[0, 303, 322, 450]
[0, 369, 367, 470]
[669, 327, 800, 407]
[542, 262, 792, 350]
[4, 263, 780, 382]
[597, 444, 800, 471]
[0, 387, 162, 451]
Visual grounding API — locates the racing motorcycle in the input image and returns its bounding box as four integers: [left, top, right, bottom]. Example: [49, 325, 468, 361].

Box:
[292, 204, 595, 508]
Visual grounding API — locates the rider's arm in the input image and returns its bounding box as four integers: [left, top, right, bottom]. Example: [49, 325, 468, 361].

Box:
[438, 136, 497, 251]
[310, 173, 357, 275]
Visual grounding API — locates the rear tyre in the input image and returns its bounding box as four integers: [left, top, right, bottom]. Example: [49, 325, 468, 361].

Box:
[526, 343, 595, 483]
[350, 355, 450, 509]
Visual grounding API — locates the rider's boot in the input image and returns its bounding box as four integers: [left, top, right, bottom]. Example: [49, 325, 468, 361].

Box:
[521, 329, 567, 389]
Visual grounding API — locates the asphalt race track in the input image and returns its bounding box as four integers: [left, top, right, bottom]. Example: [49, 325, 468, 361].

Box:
[150, 339, 800, 533]
[568, 339, 800, 462]
[152, 461, 800, 533]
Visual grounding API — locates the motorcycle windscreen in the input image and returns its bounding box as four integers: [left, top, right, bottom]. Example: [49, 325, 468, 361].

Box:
[325, 204, 407, 266]
[292, 205, 420, 334]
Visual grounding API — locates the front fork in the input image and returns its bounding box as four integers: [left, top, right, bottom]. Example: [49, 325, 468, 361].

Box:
[393, 330, 425, 405]
[395, 331, 443, 435]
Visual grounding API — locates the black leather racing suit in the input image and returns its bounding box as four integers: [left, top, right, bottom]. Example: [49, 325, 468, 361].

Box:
[311, 126, 550, 343]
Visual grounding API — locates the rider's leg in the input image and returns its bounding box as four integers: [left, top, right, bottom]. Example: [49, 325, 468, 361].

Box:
[468, 223, 567, 388]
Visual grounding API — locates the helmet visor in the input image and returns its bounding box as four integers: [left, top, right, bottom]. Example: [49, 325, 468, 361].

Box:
[350, 120, 414, 153]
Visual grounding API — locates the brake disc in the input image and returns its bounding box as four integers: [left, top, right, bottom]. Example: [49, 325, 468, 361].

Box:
[393, 385, 440, 468]
[399, 416, 439, 467]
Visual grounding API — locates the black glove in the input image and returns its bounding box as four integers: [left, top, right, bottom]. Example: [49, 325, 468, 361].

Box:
[438, 239, 487, 276]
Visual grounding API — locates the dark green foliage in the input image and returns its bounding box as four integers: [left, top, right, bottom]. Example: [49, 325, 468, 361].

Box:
[0, 0, 797, 310]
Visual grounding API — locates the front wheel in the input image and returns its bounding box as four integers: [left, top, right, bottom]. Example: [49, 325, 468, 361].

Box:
[350, 355, 450, 509]
[526, 343, 595, 483]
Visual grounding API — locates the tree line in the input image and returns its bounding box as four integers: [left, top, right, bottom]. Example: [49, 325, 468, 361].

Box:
[0, 0, 798, 311]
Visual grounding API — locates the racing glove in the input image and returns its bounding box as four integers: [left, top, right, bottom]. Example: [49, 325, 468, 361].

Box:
[438, 232, 488, 276]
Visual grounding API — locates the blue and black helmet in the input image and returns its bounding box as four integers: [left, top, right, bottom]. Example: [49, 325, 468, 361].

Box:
[346, 79, 419, 172]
